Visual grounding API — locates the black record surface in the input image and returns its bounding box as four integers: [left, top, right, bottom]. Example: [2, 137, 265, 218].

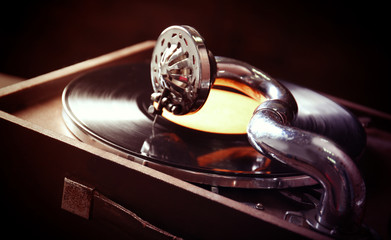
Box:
[62, 63, 366, 187]
[283, 81, 366, 160]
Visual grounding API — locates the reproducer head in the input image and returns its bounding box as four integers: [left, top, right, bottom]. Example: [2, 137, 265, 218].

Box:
[150, 25, 216, 115]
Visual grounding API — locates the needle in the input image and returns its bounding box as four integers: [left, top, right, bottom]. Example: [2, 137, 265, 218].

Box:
[150, 88, 169, 136]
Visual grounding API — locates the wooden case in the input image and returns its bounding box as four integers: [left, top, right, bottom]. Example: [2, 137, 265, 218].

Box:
[1, 41, 390, 239]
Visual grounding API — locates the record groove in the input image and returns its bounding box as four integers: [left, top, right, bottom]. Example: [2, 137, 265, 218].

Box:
[62, 63, 365, 188]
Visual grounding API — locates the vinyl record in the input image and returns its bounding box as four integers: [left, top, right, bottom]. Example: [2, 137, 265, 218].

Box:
[62, 63, 365, 189]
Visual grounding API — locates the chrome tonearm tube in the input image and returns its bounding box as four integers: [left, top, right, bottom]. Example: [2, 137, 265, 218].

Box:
[149, 25, 366, 237]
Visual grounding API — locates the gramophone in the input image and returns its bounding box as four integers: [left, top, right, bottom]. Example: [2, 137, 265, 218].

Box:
[61, 25, 373, 238]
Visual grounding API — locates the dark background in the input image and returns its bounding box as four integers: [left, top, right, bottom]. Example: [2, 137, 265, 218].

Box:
[1, 1, 391, 239]
[1, 0, 390, 114]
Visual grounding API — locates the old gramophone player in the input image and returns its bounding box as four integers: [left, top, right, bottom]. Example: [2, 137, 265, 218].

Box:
[62, 25, 371, 238]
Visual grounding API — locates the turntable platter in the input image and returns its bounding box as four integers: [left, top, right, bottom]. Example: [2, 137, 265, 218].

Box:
[62, 63, 365, 189]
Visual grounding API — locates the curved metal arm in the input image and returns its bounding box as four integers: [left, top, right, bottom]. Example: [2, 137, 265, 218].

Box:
[247, 104, 366, 234]
[150, 24, 366, 235]
[215, 56, 297, 124]
[216, 56, 365, 235]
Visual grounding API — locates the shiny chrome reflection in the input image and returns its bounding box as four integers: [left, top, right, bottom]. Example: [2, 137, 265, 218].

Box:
[247, 105, 365, 235]
[151, 25, 367, 236]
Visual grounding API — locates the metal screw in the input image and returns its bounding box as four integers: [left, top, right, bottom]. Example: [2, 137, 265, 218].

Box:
[255, 203, 264, 210]
[150, 92, 162, 102]
[170, 105, 182, 115]
[148, 105, 157, 115]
